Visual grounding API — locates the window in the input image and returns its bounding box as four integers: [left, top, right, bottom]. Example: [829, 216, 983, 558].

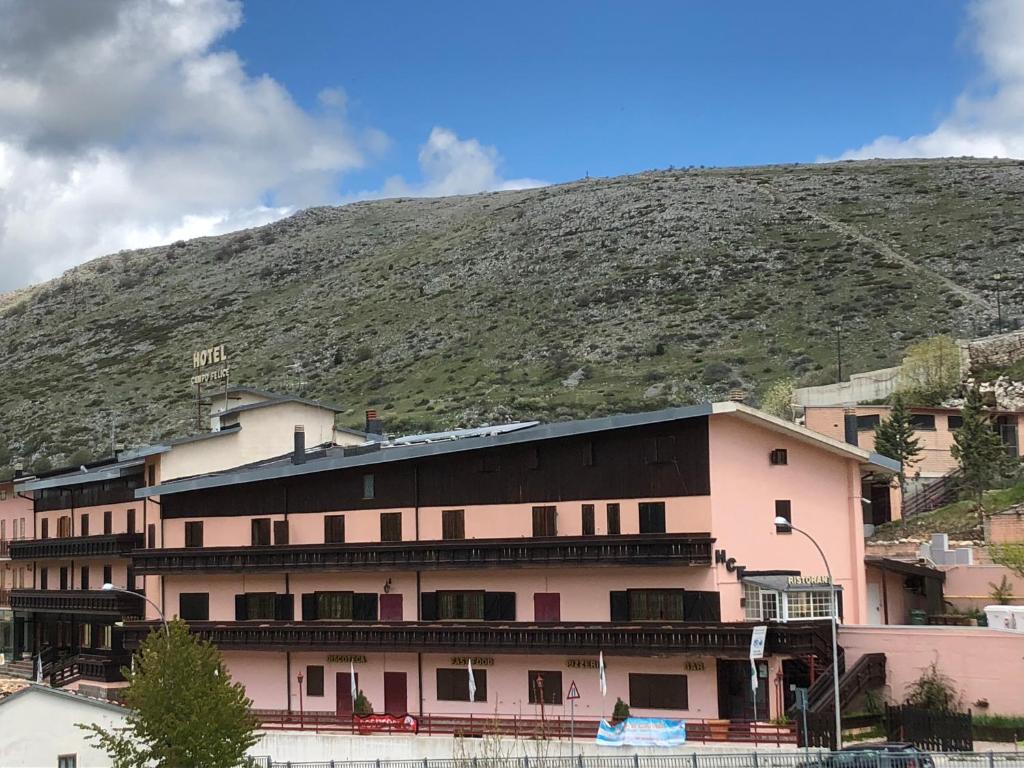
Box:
[324, 515, 346, 544]
[239, 592, 277, 620]
[103, 510, 112, 534]
[0, 519, 4, 540]
[179, 593, 210, 621]
[80, 514, 89, 536]
[41, 518, 49, 539]
[380, 512, 403, 542]
[185, 521, 204, 548]
[856, 415, 881, 431]
[99, 625, 112, 650]
[437, 668, 486, 702]
[775, 500, 792, 532]
[948, 414, 964, 430]
[769, 448, 788, 466]
[639, 502, 666, 534]
[58, 515, 72, 538]
[532, 506, 557, 537]
[147, 524, 156, 549]
[80, 566, 89, 591]
[628, 589, 685, 621]
[103, 565, 112, 585]
[910, 414, 936, 431]
[606, 503, 621, 535]
[274, 520, 289, 545]
[127, 508, 136, 534]
[251, 518, 271, 546]
[79, 623, 92, 648]
[629, 673, 688, 709]
[0, 489, 5, 501]
[528, 670, 563, 704]
[40, 567, 48, 590]
[306, 665, 325, 697]
[316, 591, 353, 620]
[534, 593, 561, 622]
[786, 590, 834, 619]
[362, 474, 375, 499]
[438, 590, 485, 620]
[304, 591, 378, 621]
[442, 510, 465, 540]
[58, 755, 78, 768]
[148, 464, 156, 487]
[581, 504, 595, 536]
[743, 584, 779, 621]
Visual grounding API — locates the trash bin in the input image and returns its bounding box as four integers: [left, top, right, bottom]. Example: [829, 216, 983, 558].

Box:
[910, 609, 928, 625]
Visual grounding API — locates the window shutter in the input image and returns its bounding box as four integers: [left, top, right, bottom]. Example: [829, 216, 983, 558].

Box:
[274, 520, 289, 545]
[836, 590, 844, 622]
[275, 593, 294, 621]
[498, 592, 516, 621]
[421, 592, 438, 621]
[235, 594, 248, 621]
[301, 593, 319, 621]
[683, 591, 721, 622]
[610, 591, 629, 622]
[353, 593, 378, 621]
[483, 592, 501, 621]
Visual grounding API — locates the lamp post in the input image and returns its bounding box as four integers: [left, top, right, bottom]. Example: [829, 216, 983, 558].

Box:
[774, 518, 842, 750]
[102, 583, 168, 636]
[297, 671, 305, 730]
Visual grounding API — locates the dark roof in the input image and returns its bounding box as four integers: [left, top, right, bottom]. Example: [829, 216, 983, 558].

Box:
[138, 402, 899, 499]
[865, 555, 946, 581]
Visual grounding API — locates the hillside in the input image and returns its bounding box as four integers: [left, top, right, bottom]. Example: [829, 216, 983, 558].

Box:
[2, 157, 1024, 473]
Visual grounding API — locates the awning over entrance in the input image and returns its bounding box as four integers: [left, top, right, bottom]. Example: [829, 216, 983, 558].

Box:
[742, 574, 843, 593]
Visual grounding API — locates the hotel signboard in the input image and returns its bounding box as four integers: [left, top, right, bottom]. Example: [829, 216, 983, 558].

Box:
[190, 344, 229, 385]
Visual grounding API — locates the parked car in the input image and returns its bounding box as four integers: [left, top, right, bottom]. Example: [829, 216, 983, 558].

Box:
[801, 743, 935, 768]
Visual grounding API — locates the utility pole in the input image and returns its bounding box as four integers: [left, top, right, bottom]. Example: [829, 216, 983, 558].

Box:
[835, 325, 843, 384]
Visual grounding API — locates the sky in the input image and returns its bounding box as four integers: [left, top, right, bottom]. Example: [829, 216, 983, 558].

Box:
[1, 0, 1022, 292]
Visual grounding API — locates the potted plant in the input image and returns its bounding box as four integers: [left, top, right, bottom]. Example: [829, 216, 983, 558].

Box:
[611, 697, 630, 723]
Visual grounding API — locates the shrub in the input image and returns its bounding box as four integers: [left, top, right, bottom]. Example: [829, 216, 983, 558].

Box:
[905, 662, 962, 713]
[354, 690, 373, 715]
[612, 697, 630, 722]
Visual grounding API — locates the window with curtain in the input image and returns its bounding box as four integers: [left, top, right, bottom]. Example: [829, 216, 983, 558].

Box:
[317, 591, 354, 620]
[628, 589, 684, 621]
[437, 591, 485, 620]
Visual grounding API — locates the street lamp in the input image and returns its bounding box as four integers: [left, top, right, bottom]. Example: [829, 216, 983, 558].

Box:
[102, 583, 169, 636]
[774, 518, 842, 750]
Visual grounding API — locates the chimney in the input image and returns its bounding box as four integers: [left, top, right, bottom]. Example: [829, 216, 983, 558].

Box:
[293, 425, 306, 464]
[365, 409, 383, 436]
[843, 408, 859, 447]
[13, 462, 24, 479]
[728, 389, 746, 403]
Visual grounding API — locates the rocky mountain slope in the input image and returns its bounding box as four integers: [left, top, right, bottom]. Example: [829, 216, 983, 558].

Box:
[2, 158, 1023, 473]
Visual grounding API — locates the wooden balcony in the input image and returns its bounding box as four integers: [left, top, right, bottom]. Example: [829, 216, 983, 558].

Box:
[50, 653, 127, 687]
[130, 532, 714, 575]
[121, 619, 830, 659]
[10, 589, 145, 617]
[10, 533, 144, 561]
[0, 588, 9, 608]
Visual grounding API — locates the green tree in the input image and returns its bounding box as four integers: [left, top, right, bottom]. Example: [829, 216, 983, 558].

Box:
[904, 662, 961, 713]
[990, 544, 1024, 580]
[760, 378, 796, 421]
[951, 387, 1017, 513]
[897, 335, 961, 405]
[873, 397, 922, 492]
[82, 619, 258, 768]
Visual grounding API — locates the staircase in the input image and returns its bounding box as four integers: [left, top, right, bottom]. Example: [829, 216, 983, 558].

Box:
[803, 652, 887, 714]
[0, 657, 36, 680]
[903, 471, 962, 518]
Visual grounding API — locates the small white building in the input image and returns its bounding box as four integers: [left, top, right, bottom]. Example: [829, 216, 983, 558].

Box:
[0, 684, 128, 767]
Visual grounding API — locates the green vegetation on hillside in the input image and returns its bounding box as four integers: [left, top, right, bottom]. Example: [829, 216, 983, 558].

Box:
[871, 481, 1024, 543]
[1, 158, 1023, 471]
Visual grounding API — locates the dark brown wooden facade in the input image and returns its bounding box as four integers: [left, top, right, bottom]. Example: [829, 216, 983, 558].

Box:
[162, 417, 711, 519]
[10, 533, 144, 561]
[11, 589, 145, 617]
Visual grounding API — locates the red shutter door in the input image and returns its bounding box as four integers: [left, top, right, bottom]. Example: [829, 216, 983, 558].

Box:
[384, 671, 408, 715]
[534, 593, 561, 622]
[380, 593, 404, 621]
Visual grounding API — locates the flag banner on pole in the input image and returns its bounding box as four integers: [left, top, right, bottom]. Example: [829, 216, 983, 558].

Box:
[350, 661, 358, 703]
[36, 654, 42, 683]
[750, 659, 759, 692]
[468, 659, 477, 702]
[596, 718, 686, 747]
[598, 651, 607, 697]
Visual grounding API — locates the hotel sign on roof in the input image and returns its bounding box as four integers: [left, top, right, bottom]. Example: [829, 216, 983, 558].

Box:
[190, 344, 229, 386]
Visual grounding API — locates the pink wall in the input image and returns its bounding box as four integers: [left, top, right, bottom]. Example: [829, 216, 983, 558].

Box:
[224, 649, 726, 721]
[33, 559, 130, 590]
[36, 500, 147, 539]
[841, 625, 1024, 715]
[708, 415, 867, 624]
[0, 480, 31, 541]
[942, 564, 1024, 610]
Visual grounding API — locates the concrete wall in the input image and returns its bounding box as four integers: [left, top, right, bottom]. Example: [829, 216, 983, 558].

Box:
[0, 686, 127, 767]
[965, 329, 1024, 372]
[792, 367, 902, 407]
[840, 625, 1024, 715]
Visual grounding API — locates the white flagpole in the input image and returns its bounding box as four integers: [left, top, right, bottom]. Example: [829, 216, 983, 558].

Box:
[36, 654, 42, 683]
[468, 659, 477, 702]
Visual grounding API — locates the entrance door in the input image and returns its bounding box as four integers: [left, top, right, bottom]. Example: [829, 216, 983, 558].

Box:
[717, 659, 768, 720]
[384, 671, 408, 714]
[336, 671, 358, 716]
[866, 582, 884, 625]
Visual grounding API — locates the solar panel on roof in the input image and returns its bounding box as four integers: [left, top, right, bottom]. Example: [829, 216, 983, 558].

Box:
[390, 421, 539, 446]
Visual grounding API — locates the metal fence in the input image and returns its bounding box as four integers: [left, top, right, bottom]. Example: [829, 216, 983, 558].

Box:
[250, 752, 1024, 768]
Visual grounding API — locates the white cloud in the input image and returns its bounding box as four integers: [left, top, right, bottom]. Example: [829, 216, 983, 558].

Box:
[376, 127, 547, 199]
[0, 0, 372, 291]
[834, 0, 1024, 160]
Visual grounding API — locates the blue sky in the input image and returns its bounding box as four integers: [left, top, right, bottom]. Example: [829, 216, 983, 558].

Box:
[226, 1, 974, 189]
[4, 0, 1022, 289]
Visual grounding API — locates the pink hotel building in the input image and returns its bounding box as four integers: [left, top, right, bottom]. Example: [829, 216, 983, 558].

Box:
[117, 401, 897, 725]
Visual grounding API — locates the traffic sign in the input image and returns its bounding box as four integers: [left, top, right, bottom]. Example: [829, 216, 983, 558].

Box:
[566, 680, 581, 700]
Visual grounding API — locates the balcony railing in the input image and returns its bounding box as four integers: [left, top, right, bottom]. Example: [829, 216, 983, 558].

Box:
[10, 588, 145, 616]
[50, 653, 127, 687]
[0, 588, 9, 607]
[122, 619, 830, 659]
[9, 533, 144, 561]
[130, 533, 714, 575]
